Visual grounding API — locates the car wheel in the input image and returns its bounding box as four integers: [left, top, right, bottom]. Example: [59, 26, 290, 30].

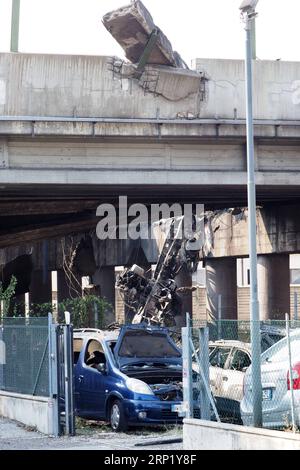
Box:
[110, 399, 128, 432]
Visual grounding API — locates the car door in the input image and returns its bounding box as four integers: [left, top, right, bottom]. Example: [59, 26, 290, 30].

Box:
[223, 348, 251, 402]
[73, 337, 84, 412]
[76, 338, 107, 419]
[209, 346, 232, 397]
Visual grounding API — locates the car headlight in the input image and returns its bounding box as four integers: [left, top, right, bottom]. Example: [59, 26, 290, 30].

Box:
[126, 378, 154, 396]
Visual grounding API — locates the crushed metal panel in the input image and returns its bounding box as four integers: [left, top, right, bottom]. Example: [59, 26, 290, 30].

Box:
[102, 0, 186, 68]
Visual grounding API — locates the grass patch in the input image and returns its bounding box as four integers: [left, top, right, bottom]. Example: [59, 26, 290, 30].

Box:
[75, 418, 111, 435]
[75, 418, 182, 436]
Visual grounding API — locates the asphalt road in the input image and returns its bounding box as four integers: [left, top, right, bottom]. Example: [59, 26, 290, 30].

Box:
[0, 417, 183, 450]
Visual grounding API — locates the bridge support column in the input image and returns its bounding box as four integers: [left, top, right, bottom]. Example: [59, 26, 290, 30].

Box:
[176, 266, 193, 326]
[257, 254, 290, 320]
[206, 258, 238, 321]
[92, 267, 116, 326]
[57, 270, 82, 304]
[29, 270, 52, 305]
[115, 286, 125, 325]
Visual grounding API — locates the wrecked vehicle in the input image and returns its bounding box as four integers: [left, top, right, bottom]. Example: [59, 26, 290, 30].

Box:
[73, 325, 183, 431]
[116, 216, 201, 326]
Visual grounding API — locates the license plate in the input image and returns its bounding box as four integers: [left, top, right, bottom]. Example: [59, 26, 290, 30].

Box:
[262, 388, 273, 401]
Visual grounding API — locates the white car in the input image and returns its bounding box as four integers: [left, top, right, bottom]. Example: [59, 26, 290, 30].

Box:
[209, 341, 251, 403]
[241, 330, 300, 429]
[208, 340, 252, 422]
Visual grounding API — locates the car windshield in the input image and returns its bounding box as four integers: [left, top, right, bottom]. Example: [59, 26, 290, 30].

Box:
[118, 330, 181, 358]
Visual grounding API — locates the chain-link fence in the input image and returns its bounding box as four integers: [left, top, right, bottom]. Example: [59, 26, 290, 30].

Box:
[0, 317, 49, 396]
[188, 319, 300, 431]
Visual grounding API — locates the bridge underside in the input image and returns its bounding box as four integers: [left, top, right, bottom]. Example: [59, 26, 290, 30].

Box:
[1, 183, 300, 249]
[2, 182, 300, 204]
[0, 184, 300, 248]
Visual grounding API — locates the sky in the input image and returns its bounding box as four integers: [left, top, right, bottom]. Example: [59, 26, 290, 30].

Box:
[0, 0, 300, 66]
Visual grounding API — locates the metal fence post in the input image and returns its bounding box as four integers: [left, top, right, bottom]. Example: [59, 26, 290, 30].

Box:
[182, 313, 193, 419]
[48, 313, 60, 437]
[63, 312, 75, 435]
[198, 327, 210, 420]
[286, 313, 297, 433]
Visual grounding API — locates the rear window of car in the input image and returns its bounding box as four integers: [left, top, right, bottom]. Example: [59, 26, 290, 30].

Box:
[263, 338, 300, 363]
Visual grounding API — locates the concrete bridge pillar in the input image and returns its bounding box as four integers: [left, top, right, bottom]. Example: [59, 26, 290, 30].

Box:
[176, 266, 193, 326]
[92, 267, 116, 326]
[205, 258, 238, 321]
[257, 254, 290, 320]
[29, 270, 52, 305]
[57, 269, 82, 304]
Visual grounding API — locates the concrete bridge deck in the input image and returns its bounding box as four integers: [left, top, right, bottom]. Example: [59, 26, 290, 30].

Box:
[1, 53, 300, 322]
[0, 53, 300, 210]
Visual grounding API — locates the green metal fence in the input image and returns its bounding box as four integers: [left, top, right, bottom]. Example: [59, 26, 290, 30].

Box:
[0, 317, 49, 397]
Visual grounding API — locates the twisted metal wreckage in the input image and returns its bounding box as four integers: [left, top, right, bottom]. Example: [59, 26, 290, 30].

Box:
[116, 216, 201, 327]
[116, 209, 247, 327]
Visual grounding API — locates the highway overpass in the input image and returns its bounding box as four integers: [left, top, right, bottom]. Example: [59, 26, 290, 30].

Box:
[1, 52, 300, 322]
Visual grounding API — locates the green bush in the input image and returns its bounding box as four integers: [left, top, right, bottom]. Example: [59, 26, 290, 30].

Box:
[0, 276, 17, 316]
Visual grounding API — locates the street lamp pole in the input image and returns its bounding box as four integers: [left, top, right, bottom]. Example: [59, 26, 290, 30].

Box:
[10, 0, 20, 52]
[240, 0, 263, 427]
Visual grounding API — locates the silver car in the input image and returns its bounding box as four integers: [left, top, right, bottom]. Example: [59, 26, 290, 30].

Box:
[241, 330, 300, 429]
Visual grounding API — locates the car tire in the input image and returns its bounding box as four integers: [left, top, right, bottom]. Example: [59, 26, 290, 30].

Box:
[110, 399, 128, 432]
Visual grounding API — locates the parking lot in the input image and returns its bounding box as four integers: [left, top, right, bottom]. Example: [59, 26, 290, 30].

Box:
[0, 417, 182, 450]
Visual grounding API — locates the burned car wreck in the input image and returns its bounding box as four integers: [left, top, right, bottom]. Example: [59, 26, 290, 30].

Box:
[73, 325, 183, 431]
[116, 216, 201, 327]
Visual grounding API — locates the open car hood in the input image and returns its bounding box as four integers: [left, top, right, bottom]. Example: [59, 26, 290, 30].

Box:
[114, 324, 182, 369]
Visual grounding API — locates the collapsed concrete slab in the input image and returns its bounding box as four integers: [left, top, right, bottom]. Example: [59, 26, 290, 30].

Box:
[102, 0, 187, 68]
[139, 64, 204, 102]
[109, 58, 204, 102]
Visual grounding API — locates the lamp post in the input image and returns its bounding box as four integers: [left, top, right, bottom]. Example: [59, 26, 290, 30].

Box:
[10, 0, 20, 52]
[239, 0, 262, 428]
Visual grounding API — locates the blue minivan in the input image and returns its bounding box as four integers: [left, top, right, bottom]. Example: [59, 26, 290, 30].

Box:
[73, 325, 183, 431]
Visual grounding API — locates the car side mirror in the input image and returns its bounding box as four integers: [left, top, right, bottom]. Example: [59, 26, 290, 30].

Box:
[96, 363, 106, 374]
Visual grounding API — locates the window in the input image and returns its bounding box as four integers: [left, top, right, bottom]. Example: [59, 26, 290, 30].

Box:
[263, 338, 299, 364]
[118, 331, 181, 358]
[291, 269, 300, 285]
[230, 349, 251, 371]
[209, 347, 231, 369]
[85, 339, 106, 367]
[73, 338, 83, 365]
[261, 336, 272, 353]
